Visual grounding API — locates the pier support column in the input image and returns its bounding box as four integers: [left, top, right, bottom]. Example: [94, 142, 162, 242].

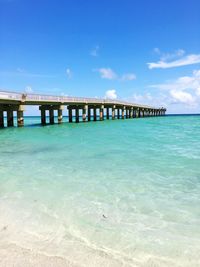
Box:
[128, 109, 131, 118]
[93, 108, 97, 121]
[17, 111, 24, 127]
[142, 109, 145, 117]
[122, 107, 125, 119]
[40, 109, 46, 125]
[82, 105, 87, 122]
[49, 109, 54, 124]
[0, 110, 4, 128]
[58, 105, 64, 124]
[7, 110, 14, 127]
[132, 109, 135, 118]
[130, 108, 133, 118]
[106, 108, 109, 119]
[17, 105, 25, 127]
[68, 107, 73, 122]
[75, 107, 79, 123]
[117, 109, 120, 119]
[126, 108, 129, 119]
[88, 107, 91, 121]
[100, 105, 104, 121]
[112, 105, 115, 120]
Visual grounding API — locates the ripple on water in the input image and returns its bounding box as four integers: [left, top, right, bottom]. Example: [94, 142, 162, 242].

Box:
[0, 115, 200, 266]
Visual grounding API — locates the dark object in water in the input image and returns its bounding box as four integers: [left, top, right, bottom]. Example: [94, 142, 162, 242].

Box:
[102, 214, 107, 218]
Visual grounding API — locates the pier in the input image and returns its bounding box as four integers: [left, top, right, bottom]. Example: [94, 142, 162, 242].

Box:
[0, 90, 166, 127]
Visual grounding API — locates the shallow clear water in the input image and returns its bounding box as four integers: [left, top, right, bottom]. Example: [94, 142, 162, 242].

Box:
[0, 116, 200, 266]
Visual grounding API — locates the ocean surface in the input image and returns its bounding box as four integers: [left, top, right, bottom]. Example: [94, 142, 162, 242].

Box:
[0, 115, 200, 267]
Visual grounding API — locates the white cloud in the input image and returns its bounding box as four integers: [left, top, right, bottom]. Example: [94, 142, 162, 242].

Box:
[170, 90, 195, 105]
[160, 49, 185, 61]
[90, 45, 99, 57]
[66, 68, 72, 79]
[151, 69, 200, 92]
[96, 68, 117, 80]
[153, 47, 161, 55]
[95, 68, 136, 81]
[131, 92, 152, 102]
[105, 89, 117, 99]
[121, 73, 136, 81]
[147, 50, 200, 69]
[25, 86, 33, 93]
[17, 67, 25, 73]
[126, 92, 168, 109]
[150, 69, 200, 107]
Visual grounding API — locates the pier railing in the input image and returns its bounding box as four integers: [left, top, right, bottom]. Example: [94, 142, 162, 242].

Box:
[0, 90, 157, 109]
[0, 91, 22, 101]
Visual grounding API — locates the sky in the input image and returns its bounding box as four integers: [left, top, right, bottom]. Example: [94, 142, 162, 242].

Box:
[0, 0, 200, 114]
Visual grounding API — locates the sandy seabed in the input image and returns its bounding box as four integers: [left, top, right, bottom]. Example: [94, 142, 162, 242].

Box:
[0, 244, 79, 267]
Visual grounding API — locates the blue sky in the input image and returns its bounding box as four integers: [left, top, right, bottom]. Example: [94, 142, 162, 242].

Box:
[0, 0, 200, 114]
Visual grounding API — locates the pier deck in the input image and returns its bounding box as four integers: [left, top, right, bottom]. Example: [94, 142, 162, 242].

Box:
[0, 90, 166, 127]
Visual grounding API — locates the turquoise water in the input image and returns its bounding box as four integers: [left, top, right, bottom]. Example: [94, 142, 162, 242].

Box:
[0, 116, 200, 266]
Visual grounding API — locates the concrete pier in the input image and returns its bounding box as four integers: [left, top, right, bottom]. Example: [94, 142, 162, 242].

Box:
[88, 107, 91, 121]
[130, 108, 133, 118]
[68, 107, 72, 123]
[49, 109, 54, 124]
[93, 108, 97, 121]
[126, 108, 129, 119]
[117, 108, 120, 119]
[122, 107, 125, 119]
[0, 90, 166, 128]
[0, 110, 4, 127]
[18, 105, 25, 126]
[112, 106, 115, 120]
[17, 111, 24, 127]
[0, 104, 25, 127]
[75, 107, 79, 123]
[82, 105, 87, 122]
[106, 108, 109, 119]
[58, 109, 63, 124]
[41, 109, 46, 125]
[7, 110, 14, 127]
[100, 105, 104, 121]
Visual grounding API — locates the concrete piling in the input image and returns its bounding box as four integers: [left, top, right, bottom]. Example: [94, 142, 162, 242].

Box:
[7, 110, 14, 127]
[88, 107, 91, 121]
[100, 105, 104, 121]
[75, 107, 79, 123]
[112, 105, 115, 120]
[93, 108, 97, 121]
[82, 105, 87, 122]
[0, 110, 4, 127]
[106, 108, 109, 119]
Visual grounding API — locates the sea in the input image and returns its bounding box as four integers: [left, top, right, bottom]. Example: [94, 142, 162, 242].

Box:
[0, 115, 200, 266]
